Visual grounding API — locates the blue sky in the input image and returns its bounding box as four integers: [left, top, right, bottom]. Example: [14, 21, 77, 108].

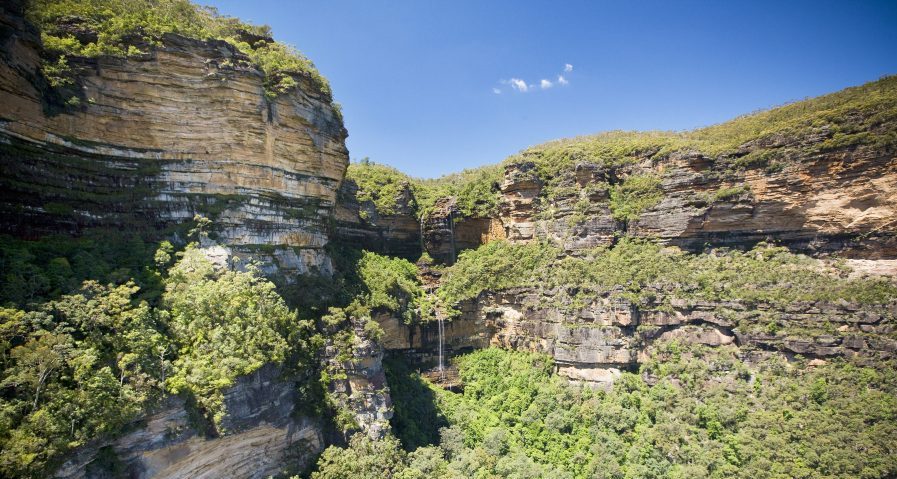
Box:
[201, 0, 897, 178]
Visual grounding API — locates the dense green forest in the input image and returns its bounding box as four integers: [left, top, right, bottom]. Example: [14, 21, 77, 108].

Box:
[0, 222, 309, 476]
[0, 219, 413, 477]
[4, 229, 895, 478]
[313, 347, 897, 479]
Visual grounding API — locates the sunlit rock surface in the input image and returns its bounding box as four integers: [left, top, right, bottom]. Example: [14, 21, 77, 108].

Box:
[0, 4, 347, 276]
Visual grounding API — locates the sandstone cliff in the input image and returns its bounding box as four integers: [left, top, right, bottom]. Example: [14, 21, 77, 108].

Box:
[0, 0, 348, 276]
[498, 146, 897, 259]
[0, 3, 365, 477]
[367, 78, 897, 389]
[55, 365, 322, 479]
[496, 78, 897, 258]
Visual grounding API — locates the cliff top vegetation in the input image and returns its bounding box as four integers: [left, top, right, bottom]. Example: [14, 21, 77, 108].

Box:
[437, 239, 897, 314]
[345, 76, 896, 218]
[345, 159, 502, 219]
[510, 75, 897, 197]
[27, 0, 332, 100]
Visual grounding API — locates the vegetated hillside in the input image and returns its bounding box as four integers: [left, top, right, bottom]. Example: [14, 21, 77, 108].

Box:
[347, 74, 897, 224]
[511, 74, 897, 197]
[0, 217, 424, 477]
[0, 0, 384, 477]
[329, 347, 896, 479]
[323, 76, 897, 479]
[345, 159, 503, 219]
[2, 0, 896, 476]
[341, 76, 897, 268]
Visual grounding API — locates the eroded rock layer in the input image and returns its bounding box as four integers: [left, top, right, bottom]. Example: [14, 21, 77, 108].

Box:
[499, 146, 897, 259]
[378, 287, 896, 387]
[56, 365, 322, 479]
[333, 179, 422, 259]
[0, 4, 348, 275]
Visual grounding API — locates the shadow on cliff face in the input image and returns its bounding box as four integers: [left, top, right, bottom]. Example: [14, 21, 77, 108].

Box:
[383, 354, 448, 451]
[675, 197, 805, 252]
[276, 243, 363, 315]
[676, 194, 896, 258]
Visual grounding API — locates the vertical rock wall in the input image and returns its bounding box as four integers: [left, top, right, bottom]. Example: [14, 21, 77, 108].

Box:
[0, 3, 348, 276]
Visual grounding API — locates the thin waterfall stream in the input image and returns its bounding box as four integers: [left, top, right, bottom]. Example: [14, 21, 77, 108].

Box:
[437, 316, 445, 378]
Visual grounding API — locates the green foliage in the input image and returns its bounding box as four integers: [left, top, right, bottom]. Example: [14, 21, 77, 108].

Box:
[439, 239, 897, 311]
[162, 247, 303, 427]
[311, 434, 422, 479]
[357, 251, 424, 324]
[0, 228, 323, 476]
[384, 355, 448, 450]
[39, 55, 74, 88]
[414, 164, 504, 219]
[506, 75, 897, 199]
[0, 231, 166, 308]
[0, 282, 166, 478]
[27, 0, 332, 99]
[436, 240, 559, 308]
[609, 174, 663, 221]
[344, 159, 502, 219]
[310, 433, 459, 479]
[346, 160, 416, 218]
[706, 184, 752, 203]
[331, 348, 897, 479]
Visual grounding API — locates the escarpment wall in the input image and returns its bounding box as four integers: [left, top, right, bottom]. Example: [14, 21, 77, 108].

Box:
[55, 365, 323, 479]
[332, 179, 422, 259]
[498, 146, 897, 259]
[0, 3, 348, 276]
[378, 287, 897, 387]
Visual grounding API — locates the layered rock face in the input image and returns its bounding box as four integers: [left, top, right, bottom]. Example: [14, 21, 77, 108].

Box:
[333, 179, 422, 259]
[498, 145, 897, 258]
[374, 110, 897, 386]
[380, 286, 896, 387]
[56, 365, 322, 479]
[421, 197, 505, 263]
[322, 316, 394, 439]
[1, 5, 354, 477]
[0, 3, 348, 275]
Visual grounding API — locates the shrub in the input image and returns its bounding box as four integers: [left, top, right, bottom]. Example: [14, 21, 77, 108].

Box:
[357, 250, 424, 323]
[437, 240, 558, 308]
[346, 160, 503, 219]
[163, 247, 301, 427]
[27, 0, 332, 99]
[609, 174, 663, 221]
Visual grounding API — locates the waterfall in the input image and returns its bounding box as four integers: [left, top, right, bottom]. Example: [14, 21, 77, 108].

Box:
[437, 316, 445, 378]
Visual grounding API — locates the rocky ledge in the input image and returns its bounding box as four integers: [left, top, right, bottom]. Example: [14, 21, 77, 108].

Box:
[377, 286, 896, 388]
[498, 145, 896, 259]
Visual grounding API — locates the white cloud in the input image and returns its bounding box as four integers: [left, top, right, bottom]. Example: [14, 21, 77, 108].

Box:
[498, 64, 574, 94]
[509, 78, 528, 92]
